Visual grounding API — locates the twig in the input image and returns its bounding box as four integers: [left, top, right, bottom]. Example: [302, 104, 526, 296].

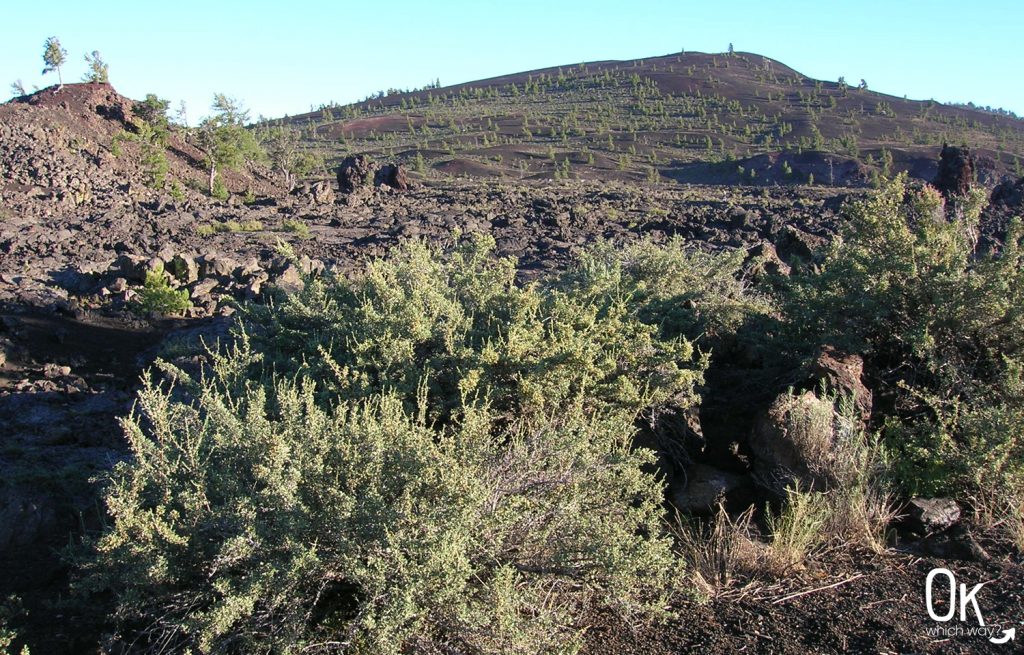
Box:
[860, 594, 903, 610]
[771, 573, 865, 605]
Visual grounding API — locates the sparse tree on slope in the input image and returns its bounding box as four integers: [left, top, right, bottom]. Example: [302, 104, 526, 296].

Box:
[9, 80, 25, 97]
[135, 94, 171, 127]
[174, 100, 188, 128]
[261, 126, 323, 191]
[189, 94, 264, 195]
[82, 50, 109, 83]
[41, 36, 67, 88]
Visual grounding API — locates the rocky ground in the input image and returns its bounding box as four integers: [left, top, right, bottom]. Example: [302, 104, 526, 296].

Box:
[2, 85, 1024, 653]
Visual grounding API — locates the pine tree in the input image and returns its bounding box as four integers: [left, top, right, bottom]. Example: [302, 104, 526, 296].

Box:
[9, 80, 25, 97]
[82, 50, 109, 83]
[189, 94, 264, 194]
[41, 37, 67, 88]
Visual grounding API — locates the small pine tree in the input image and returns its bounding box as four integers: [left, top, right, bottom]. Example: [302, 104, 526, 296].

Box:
[728, 42, 735, 56]
[82, 50, 109, 83]
[189, 94, 264, 194]
[41, 36, 67, 88]
[9, 79, 25, 97]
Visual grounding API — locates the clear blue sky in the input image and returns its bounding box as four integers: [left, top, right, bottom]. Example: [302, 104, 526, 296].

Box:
[2, 0, 1022, 121]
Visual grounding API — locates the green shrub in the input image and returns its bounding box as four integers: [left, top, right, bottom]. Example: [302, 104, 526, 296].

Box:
[242, 235, 705, 424]
[79, 236, 709, 653]
[0, 597, 28, 655]
[111, 120, 170, 188]
[211, 176, 230, 200]
[562, 236, 772, 348]
[196, 220, 264, 236]
[281, 219, 310, 238]
[168, 180, 185, 202]
[793, 174, 1024, 512]
[131, 264, 191, 316]
[766, 485, 831, 572]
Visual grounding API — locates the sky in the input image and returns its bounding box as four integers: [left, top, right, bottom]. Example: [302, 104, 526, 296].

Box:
[2, 0, 1022, 122]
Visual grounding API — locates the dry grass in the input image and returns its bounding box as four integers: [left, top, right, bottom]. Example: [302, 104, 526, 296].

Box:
[775, 385, 897, 555]
[196, 219, 264, 236]
[824, 484, 898, 554]
[766, 485, 831, 574]
[673, 505, 768, 601]
[674, 389, 898, 592]
[771, 384, 872, 489]
[980, 496, 1024, 552]
[1006, 499, 1024, 552]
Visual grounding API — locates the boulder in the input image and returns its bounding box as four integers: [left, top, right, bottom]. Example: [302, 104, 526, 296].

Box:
[774, 225, 827, 268]
[919, 525, 991, 561]
[749, 389, 841, 495]
[110, 253, 148, 283]
[190, 277, 219, 300]
[169, 253, 199, 284]
[728, 207, 757, 229]
[805, 346, 872, 422]
[670, 463, 745, 514]
[991, 176, 1024, 208]
[933, 144, 975, 197]
[145, 256, 165, 275]
[298, 255, 325, 277]
[198, 252, 238, 279]
[375, 163, 410, 191]
[336, 155, 375, 193]
[244, 278, 263, 300]
[270, 264, 305, 294]
[746, 241, 791, 278]
[902, 498, 961, 536]
[235, 258, 264, 281]
[0, 488, 58, 555]
[291, 180, 336, 205]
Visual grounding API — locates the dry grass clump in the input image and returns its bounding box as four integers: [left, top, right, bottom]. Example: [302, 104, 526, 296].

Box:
[673, 506, 768, 600]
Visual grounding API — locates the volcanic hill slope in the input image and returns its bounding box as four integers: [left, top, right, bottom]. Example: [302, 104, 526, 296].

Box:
[0, 80, 874, 314]
[283, 50, 1024, 185]
[0, 83, 281, 214]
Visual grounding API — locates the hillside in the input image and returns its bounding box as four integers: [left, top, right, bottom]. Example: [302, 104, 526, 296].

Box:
[0, 83, 284, 212]
[280, 50, 1024, 185]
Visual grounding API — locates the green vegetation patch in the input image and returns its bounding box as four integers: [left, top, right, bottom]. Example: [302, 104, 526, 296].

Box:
[78, 235, 724, 653]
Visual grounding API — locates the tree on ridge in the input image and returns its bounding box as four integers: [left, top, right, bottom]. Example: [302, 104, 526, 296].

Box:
[42, 36, 68, 88]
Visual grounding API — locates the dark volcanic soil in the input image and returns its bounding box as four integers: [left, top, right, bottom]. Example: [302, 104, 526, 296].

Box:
[588, 550, 1024, 654]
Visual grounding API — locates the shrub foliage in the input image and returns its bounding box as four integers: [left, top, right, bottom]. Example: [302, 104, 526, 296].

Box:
[77, 178, 1024, 651]
[132, 264, 192, 316]
[81, 236, 716, 653]
[793, 174, 1024, 505]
